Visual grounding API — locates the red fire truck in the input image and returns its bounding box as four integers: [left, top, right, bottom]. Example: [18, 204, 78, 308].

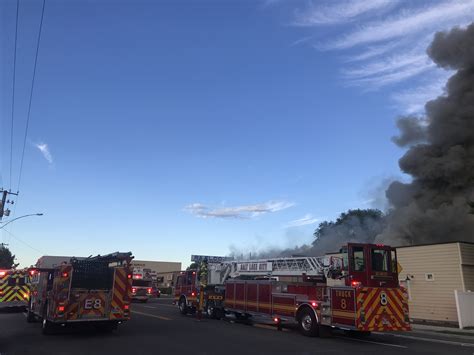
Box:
[131, 266, 153, 302]
[27, 252, 133, 334]
[174, 243, 410, 336]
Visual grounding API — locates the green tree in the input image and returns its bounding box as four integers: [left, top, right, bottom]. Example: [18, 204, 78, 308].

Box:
[0, 245, 19, 269]
[312, 209, 386, 254]
[186, 262, 198, 270]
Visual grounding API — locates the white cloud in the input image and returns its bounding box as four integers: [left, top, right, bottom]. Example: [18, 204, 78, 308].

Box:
[185, 200, 294, 219]
[277, 0, 474, 108]
[344, 41, 401, 62]
[291, 36, 314, 47]
[295, 0, 397, 26]
[35, 143, 53, 164]
[345, 60, 435, 89]
[342, 53, 428, 79]
[285, 214, 320, 228]
[325, 1, 474, 49]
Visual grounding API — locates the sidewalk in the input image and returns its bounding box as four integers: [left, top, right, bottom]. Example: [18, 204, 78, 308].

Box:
[411, 323, 474, 337]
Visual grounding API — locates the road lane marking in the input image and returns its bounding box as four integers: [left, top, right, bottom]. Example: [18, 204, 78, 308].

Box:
[385, 334, 474, 348]
[334, 336, 407, 348]
[131, 310, 172, 321]
[142, 306, 156, 309]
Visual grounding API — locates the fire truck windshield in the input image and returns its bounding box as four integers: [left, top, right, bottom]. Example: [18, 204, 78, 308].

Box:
[371, 249, 390, 272]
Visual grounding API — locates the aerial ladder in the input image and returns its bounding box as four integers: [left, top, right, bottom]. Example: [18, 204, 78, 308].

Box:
[204, 255, 345, 286]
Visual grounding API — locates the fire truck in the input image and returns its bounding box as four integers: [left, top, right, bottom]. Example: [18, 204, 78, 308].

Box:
[131, 266, 153, 302]
[27, 252, 133, 334]
[0, 269, 29, 309]
[174, 243, 411, 337]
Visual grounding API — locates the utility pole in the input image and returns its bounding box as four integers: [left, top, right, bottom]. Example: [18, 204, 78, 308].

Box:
[0, 189, 18, 221]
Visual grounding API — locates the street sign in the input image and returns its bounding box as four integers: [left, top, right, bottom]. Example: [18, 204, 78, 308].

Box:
[191, 255, 228, 263]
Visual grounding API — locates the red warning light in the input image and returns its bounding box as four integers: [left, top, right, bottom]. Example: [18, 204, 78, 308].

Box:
[351, 280, 361, 288]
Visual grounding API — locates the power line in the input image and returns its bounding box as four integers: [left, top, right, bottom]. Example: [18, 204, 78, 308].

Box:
[16, 0, 47, 194]
[7, 0, 46, 245]
[9, 0, 20, 191]
[2, 228, 44, 254]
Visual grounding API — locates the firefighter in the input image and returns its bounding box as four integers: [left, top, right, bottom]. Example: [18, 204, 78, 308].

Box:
[196, 259, 208, 320]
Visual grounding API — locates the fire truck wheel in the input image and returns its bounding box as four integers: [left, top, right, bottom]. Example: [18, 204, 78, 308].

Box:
[41, 318, 55, 335]
[205, 301, 216, 319]
[26, 300, 35, 323]
[26, 309, 35, 323]
[297, 308, 319, 337]
[179, 297, 188, 315]
[41, 303, 55, 335]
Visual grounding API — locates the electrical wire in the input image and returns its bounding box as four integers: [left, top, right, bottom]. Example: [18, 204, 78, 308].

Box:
[7, 0, 46, 245]
[2, 228, 44, 254]
[16, 0, 47, 194]
[9, 0, 20, 191]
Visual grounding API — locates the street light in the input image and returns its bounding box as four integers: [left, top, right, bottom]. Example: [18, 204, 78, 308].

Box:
[0, 213, 44, 230]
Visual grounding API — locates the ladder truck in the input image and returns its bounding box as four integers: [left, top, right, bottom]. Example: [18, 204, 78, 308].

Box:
[174, 243, 410, 337]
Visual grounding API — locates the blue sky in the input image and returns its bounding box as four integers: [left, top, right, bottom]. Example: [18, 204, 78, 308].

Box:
[1, 0, 473, 268]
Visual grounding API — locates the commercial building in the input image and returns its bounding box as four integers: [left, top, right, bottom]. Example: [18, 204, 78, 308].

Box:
[397, 241, 474, 326]
[130, 260, 182, 289]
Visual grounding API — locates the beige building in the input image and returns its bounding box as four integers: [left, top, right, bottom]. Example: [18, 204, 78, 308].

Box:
[155, 271, 182, 288]
[130, 260, 181, 287]
[397, 242, 474, 326]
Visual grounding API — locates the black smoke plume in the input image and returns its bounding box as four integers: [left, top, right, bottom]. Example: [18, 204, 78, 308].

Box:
[378, 23, 474, 245]
[228, 24, 474, 259]
[229, 209, 386, 258]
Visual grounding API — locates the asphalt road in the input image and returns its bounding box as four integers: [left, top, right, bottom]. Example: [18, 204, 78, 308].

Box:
[1, 297, 474, 355]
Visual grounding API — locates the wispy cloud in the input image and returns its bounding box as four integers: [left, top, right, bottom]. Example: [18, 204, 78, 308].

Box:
[344, 41, 401, 62]
[282, 0, 474, 111]
[35, 143, 53, 164]
[342, 53, 428, 79]
[324, 1, 474, 50]
[291, 36, 314, 47]
[185, 201, 294, 219]
[345, 60, 435, 89]
[285, 214, 320, 228]
[295, 0, 397, 26]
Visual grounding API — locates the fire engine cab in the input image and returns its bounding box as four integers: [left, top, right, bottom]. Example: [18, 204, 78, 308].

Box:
[174, 243, 410, 337]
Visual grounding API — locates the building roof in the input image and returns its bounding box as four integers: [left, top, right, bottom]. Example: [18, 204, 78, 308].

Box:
[396, 241, 474, 249]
